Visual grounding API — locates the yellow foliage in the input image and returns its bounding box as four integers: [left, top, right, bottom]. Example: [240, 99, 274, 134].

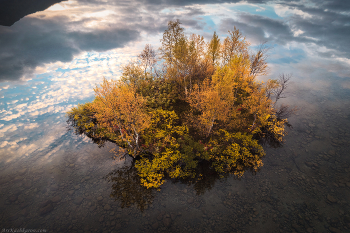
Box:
[67, 20, 294, 190]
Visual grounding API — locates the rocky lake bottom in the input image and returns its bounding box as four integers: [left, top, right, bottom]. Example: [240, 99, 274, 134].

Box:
[1, 88, 350, 233]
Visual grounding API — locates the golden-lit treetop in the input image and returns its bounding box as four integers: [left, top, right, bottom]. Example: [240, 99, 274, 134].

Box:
[66, 20, 296, 190]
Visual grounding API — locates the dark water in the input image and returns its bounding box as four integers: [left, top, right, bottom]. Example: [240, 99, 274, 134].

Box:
[1, 84, 349, 233]
[1, 0, 350, 232]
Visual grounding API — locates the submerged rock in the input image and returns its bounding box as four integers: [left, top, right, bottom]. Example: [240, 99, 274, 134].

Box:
[187, 197, 194, 204]
[0, 176, 10, 185]
[151, 222, 159, 230]
[67, 190, 75, 195]
[39, 203, 54, 215]
[171, 212, 177, 220]
[163, 216, 172, 227]
[8, 194, 18, 203]
[115, 223, 122, 230]
[50, 184, 59, 191]
[73, 197, 83, 205]
[104, 204, 111, 210]
[40, 199, 52, 208]
[19, 208, 29, 216]
[329, 227, 342, 233]
[51, 195, 61, 203]
[24, 180, 32, 189]
[327, 194, 337, 203]
[20, 202, 29, 209]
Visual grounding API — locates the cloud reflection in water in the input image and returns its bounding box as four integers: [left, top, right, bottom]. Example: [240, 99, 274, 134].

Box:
[0, 0, 349, 176]
[0, 1, 349, 231]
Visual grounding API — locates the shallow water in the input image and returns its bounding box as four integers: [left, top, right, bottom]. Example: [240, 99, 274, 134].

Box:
[1, 0, 350, 232]
[1, 84, 349, 233]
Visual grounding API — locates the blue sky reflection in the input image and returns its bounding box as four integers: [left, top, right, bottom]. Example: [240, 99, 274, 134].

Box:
[0, 0, 350, 164]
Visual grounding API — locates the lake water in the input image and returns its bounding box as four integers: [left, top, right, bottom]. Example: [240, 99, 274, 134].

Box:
[1, 0, 350, 232]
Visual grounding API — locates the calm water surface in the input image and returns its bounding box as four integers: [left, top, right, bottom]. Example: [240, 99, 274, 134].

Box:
[1, 0, 350, 232]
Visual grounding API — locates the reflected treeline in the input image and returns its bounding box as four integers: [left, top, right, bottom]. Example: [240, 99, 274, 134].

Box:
[174, 160, 230, 196]
[173, 156, 264, 196]
[104, 162, 155, 212]
[104, 156, 264, 212]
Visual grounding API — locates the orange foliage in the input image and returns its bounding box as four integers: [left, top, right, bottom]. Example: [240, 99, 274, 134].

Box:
[89, 78, 151, 157]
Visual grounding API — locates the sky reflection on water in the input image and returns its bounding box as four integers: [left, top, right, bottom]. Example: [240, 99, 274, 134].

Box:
[0, 0, 349, 162]
[0, 0, 350, 232]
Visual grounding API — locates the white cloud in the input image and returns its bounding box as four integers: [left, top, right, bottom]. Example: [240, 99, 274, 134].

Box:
[0, 124, 17, 137]
[293, 29, 304, 37]
[274, 4, 313, 19]
[14, 103, 27, 110]
[24, 123, 39, 130]
[1, 113, 22, 121]
[46, 3, 66, 12]
[0, 51, 134, 124]
[0, 141, 9, 148]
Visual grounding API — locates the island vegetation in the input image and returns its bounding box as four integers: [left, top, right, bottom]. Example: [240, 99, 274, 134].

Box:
[67, 20, 295, 190]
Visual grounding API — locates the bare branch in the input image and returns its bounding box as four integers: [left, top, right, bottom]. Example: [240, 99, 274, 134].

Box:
[138, 44, 157, 75]
[276, 104, 298, 120]
[273, 73, 292, 107]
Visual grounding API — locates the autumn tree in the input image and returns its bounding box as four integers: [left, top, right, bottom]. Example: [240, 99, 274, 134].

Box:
[188, 78, 230, 137]
[221, 27, 250, 65]
[67, 20, 295, 190]
[160, 19, 185, 66]
[250, 42, 269, 77]
[89, 78, 151, 158]
[207, 31, 221, 66]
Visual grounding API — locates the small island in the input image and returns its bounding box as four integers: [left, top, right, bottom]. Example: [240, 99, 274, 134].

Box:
[67, 20, 295, 189]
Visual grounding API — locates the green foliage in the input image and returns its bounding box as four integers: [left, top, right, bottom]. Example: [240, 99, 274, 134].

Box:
[67, 20, 295, 189]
